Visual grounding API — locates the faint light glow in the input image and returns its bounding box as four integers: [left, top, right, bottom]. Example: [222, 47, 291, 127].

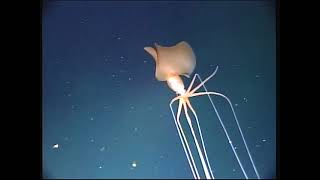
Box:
[243, 97, 248, 102]
[134, 127, 138, 132]
[90, 139, 94, 142]
[128, 77, 132, 81]
[117, 37, 121, 40]
[132, 161, 137, 168]
[262, 139, 267, 142]
[143, 60, 147, 64]
[255, 144, 261, 147]
[100, 146, 105, 152]
[90, 117, 94, 121]
[99, 166, 102, 169]
[256, 74, 260, 78]
[53, 144, 59, 149]
[235, 103, 238, 106]
[233, 168, 236, 172]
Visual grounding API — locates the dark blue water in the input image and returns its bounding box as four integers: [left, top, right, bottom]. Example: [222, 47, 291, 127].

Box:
[43, 1, 276, 179]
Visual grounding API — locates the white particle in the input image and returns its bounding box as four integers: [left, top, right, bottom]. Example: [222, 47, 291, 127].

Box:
[100, 146, 105, 152]
[234, 146, 237, 149]
[120, 56, 124, 59]
[90, 139, 94, 142]
[112, 74, 116, 78]
[262, 139, 267, 142]
[229, 140, 232, 144]
[128, 77, 132, 81]
[233, 168, 236, 172]
[243, 97, 248, 102]
[53, 144, 59, 149]
[99, 166, 102, 169]
[90, 117, 94, 121]
[235, 103, 238, 106]
[117, 37, 121, 40]
[132, 161, 137, 168]
[134, 127, 138, 132]
[67, 93, 71, 97]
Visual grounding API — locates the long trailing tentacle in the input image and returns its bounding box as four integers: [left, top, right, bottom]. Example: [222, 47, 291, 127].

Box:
[190, 66, 219, 94]
[182, 101, 213, 179]
[176, 100, 199, 179]
[190, 88, 260, 179]
[189, 92, 227, 98]
[170, 99, 200, 179]
[188, 91, 249, 178]
[185, 98, 214, 179]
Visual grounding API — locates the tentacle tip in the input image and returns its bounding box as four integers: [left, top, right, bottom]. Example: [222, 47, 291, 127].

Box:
[214, 65, 219, 72]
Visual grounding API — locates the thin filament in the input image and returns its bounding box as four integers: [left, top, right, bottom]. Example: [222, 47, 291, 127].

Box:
[186, 98, 214, 179]
[187, 71, 198, 93]
[192, 89, 261, 179]
[170, 100, 200, 179]
[196, 73, 261, 179]
[189, 90, 248, 179]
[190, 66, 219, 94]
[183, 101, 212, 179]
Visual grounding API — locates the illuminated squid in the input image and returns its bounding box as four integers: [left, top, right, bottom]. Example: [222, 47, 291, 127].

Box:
[144, 41, 260, 179]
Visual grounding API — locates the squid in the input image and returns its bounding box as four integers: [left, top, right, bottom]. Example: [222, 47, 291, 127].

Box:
[144, 41, 260, 179]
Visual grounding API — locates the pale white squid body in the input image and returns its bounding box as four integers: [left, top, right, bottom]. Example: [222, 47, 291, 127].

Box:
[167, 75, 186, 95]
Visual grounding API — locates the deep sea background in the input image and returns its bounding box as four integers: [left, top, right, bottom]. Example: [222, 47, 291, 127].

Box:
[42, 1, 276, 179]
